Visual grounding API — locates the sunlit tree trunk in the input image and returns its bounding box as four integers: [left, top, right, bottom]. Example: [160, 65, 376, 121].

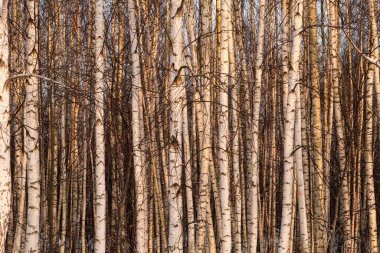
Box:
[196, 1, 207, 250]
[168, 0, 185, 252]
[230, 2, 241, 251]
[197, 0, 216, 251]
[183, 90, 194, 253]
[235, 2, 250, 250]
[281, 0, 290, 115]
[0, 1, 10, 252]
[295, 77, 310, 253]
[169, 5, 194, 252]
[308, 0, 326, 250]
[365, 3, 379, 250]
[328, 1, 352, 251]
[368, 0, 380, 117]
[127, 0, 147, 252]
[213, 2, 224, 246]
[59, 88, 67, 253]
[278, 0, 303, 251]
[219, 0, 232, 251]
[10, 0, 25, 251]
[94, 0, 106, 251]
[24, 0, 40, 251]
[248, 0, 266, 251]
[46, 2, 59, 249]
[365, 54, 378, 253]
[58, 5, 68, 252]
[81, 112, 87, 253]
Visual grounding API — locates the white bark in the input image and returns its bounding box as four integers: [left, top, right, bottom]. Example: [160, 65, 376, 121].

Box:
[59, 90, 67, 253]
[328, 1, 352, 251]
[278, 0, 303, 251]
[168, 0, 185, 252]
[309, 0, 326, 250]
[24, 0, 40, 252]
[368, 0, 380, 118]
[12, 12, 26, 249]
[197, 0, 214, 250]
[365, 56, 378, 253]
[183, 100, 194, 253]
[295, 82, 310, 253]
[0, 1, 10, 252]
[249, 0, 265, 251]
[13, 100, 26, 252]
[219, 0, 232, 251]
[128, 0, 147, 252]
[13, 133, 25, 253]
[365, 4, 379, 248]
[94, 0, 106, 251]
[229, 3, 241, 252]
[281, 0, 290, 114]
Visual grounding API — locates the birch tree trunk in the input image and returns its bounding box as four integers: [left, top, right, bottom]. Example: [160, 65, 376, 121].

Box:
[94, 0, 106, 251]
[278, 0, 303, 251]
[365, 54, 378, 253]
[59, 95, 67, 253]
[230, 2, 241, 251]
[58, 6, 68, 252]
[11, 0, 26, 250]
[197, 0, 216, 250]
[368, 0, 380, 117]
[281, 0, 290, 115]
[322, 1, 333, 248]
[168, 1, 185, 252]
[219, 0, 232, 251]
[183, 92, 194, 253]
[0, 1, 10, 252]
[365, 6, 379, 250]
[295, 79, 310, 253]
[249, 0, 266, 251]
[308, 0, 326, 250]
[328, 1, 352, 251]
[127, 0, 147, 252]
[24, 0, 40, 251]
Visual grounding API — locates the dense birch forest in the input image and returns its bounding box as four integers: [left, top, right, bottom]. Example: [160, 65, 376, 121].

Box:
[1, 0, 380, 252]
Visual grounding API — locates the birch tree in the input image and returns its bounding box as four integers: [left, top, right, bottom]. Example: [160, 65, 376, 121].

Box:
[278, 0, 303, 251]
[364, 48, 378, 253]
[295, 76, 310, 253]
[368, 0, 380, 117]
[0, 1, 10, 252]
[197, 0, 216, 251]
[24, 0, 40, 251]
[168, 0, 185, 252]
[328, 0, 353, 250]
[365, 2, 379, 250]
[94, 0, 106, 251]
[248, 0, 266, 251]
[219, 0, 232, 251]
[10, 1, 25, 249]
[308, 0, 326, 250]
[128, 0, 147, 251]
